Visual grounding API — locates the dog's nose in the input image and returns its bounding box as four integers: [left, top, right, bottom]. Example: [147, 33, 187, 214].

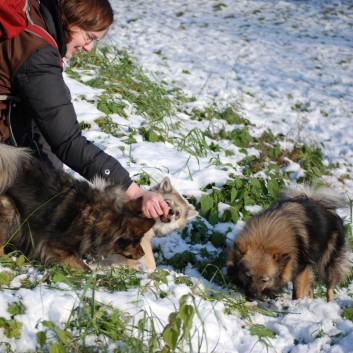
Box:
[168, 209, 174, 216]
[245, 291, 257, 302]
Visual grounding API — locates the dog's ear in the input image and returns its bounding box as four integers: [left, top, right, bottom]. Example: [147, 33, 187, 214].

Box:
[127, 217, 156, 238]
[186, 207, 199, 220]
[229, 242, 246, 261]
[153, 177, 173, 193]
[273, 252, 291, 267]
[124, 197, 144, 214]
[227, 243, 245, 285]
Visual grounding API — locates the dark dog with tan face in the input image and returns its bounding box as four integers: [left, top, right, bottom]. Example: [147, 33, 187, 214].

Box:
[227, 186, 350, 302]
[0, 144, 155, 271]
[99, 176, 199, 271]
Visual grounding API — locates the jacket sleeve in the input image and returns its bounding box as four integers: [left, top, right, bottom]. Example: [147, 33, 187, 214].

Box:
[13, 45, 133, 189]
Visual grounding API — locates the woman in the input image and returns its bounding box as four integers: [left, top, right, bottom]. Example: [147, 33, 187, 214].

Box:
[0, 0, 169, 219]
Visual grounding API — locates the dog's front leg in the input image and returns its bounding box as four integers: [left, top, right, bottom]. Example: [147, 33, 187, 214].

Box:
[326, 287, 334, 302]
[0, 195, 21, 256]
[292, 265, 314, 299]
[59, 254, 91, 272]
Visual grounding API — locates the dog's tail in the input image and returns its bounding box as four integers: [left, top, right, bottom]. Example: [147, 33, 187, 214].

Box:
[0, 144, 31, 194]
[282, 184, 348, 210]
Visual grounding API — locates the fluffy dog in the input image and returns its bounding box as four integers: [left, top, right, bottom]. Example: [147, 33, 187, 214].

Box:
[0, 144, 155, 271]
[227, 186, 350, 302]
[100, 177, 199, 270]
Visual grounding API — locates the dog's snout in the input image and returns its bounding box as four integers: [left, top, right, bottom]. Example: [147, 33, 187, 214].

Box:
[168, 208, 174, 216]
[245, 289, 258, 302]
[126, 245, 144, 260]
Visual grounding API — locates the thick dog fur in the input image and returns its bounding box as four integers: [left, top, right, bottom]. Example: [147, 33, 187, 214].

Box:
[100, 177, 199, 270]
[227, 186, 350, 302]
[0, 144, 155, 271]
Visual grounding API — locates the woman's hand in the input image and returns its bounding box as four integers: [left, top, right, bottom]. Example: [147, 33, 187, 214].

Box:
[126, 182, 169, 218]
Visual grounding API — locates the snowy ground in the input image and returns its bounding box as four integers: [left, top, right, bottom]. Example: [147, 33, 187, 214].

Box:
[1, 1, 353, 352]
[109, 0, 353, 195]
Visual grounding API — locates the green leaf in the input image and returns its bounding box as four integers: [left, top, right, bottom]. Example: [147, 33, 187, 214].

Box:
[148, 130, 159, 142]
[0, 318, 22, 338]
[36, 331, 47, 347]
[250, 178, 261, 192]
[51, 269, 68, 283]
[249, 324, 276, 338]
[8, 302, 26, 316]
[222, 206, 239, 223]
[234, 176, 243, 189]
[49, 343, 66, 353]
[208, 210, 219, 225]
[200, 195, 214, 215]
[42, 320, 56, 330]
[56, 329, 73, 344]
[343, 308, 353, 322]
[174, 276, 193, 286]
[267, 178, 279, 197]
[0, 271, 13, 286]
[243, 190, 253, 206]
[163, 326, 179, 350]
[15, 255, 26, 269]
[148, 270, 169, 286]
[97, 101, 110, 114]
[209, 232, 226, 247]
[230, 187, 238, 203]
[179, 304, 195, 329]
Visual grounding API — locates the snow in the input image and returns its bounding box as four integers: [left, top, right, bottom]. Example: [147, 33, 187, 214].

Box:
[1, 0, 353, 352]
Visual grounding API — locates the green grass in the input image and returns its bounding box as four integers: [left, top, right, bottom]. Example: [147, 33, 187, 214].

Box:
[66, 46, 173, 121]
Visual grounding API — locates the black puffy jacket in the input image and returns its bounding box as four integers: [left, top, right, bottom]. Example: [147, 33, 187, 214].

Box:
[0, 0, 132, 189]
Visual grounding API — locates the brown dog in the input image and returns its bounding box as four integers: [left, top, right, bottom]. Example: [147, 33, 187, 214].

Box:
[227, 186, 350, 302]
[0, 144, 155, 271]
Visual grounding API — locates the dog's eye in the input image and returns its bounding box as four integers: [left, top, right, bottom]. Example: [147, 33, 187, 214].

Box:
[175, 210, 180, 217]
[116, 237, 131, 248]
[261, 277, 270, 284]
[244, 272, 251, 279]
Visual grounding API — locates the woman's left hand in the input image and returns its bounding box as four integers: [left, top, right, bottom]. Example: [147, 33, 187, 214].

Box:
[126, 182, 169, 218]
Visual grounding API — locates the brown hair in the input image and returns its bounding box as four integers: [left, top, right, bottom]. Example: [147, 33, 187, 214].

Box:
[58, 0, 114, 42]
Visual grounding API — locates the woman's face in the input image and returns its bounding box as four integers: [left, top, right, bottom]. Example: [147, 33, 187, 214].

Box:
[65, 25, 108, 58]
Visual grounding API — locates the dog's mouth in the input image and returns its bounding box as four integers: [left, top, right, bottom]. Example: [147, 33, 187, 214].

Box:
[159, 207, 181, 223]
[245, 294, 257, 302]
[160, 212, 172, 223]
[159, 201, 174, 223]
[122, 247, 144, 260]
[245, 290, 266, 302]
[125, 252, 144, 260]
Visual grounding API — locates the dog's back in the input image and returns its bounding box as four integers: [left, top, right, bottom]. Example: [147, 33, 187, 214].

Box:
[281, 185, 347, 211]
[280, 191, 349, 289]
[0, 144, 31, 194]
